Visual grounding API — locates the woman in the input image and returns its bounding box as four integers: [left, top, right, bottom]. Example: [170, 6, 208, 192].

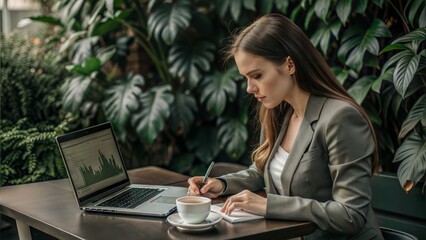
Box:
[187, 14, 383, 239]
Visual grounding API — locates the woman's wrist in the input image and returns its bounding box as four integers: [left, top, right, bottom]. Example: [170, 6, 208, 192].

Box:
[217, 178, 227, 195]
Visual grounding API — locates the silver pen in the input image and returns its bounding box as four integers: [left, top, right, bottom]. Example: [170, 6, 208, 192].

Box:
[201, 161, 215, 186]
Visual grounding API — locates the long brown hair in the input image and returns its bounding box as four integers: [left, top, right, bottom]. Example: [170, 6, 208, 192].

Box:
[226, 14, 378, 173]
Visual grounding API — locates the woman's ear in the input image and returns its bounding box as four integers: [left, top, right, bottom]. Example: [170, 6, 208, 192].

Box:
[286, 56, 296, 75]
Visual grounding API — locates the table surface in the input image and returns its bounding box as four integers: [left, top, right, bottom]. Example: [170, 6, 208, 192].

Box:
[0, 169, 316, 240]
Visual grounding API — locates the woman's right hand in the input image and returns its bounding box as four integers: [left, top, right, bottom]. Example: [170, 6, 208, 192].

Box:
[187, 177, 224, 198]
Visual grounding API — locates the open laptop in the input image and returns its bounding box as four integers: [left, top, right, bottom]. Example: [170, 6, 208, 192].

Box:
[56, 122, 187, 217]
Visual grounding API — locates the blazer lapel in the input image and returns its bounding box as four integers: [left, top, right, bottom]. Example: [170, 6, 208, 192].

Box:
[281, 95, 327, 196]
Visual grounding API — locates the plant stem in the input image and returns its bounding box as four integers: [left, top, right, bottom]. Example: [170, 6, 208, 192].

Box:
[155, 41, 173, 84]
[119, 20, 171, 84]
[387, 0, 410, 33]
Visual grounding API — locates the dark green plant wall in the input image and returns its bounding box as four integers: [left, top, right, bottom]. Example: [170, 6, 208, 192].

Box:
[19, 0, 426, 191]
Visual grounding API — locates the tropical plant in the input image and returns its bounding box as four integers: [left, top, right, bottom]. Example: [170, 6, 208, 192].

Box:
[30, 0, 425, 190]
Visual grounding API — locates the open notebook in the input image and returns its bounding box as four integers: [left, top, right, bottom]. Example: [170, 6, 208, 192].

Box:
[211, 203, 264, 223]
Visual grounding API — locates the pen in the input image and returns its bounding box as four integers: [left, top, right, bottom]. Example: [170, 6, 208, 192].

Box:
[201, 161, 215, 186]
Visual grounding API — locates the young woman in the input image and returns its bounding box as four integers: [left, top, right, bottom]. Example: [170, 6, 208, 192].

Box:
[187, 13, 383, 239]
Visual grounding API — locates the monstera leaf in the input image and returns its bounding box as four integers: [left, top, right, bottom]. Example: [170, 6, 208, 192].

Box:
[186, 126, 220, 163]
[131, 85, 174, 145]
[201, 67, 239, 116]
[147, 0, 191, 44]
[168, 41, 215, 89]
[102, 73, 144, 141]
[169, 92, 197, 135]
[218, 116, 248, 159]
[393, 131, 426, 192]
[61, 75, 91, 112]
[338, 19, 391, 72]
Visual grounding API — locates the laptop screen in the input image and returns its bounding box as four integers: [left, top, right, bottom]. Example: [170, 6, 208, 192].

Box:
[57, 124, 128, 200]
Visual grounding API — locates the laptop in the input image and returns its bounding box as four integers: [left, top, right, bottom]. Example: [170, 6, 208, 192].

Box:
[56, 122, 187, 217]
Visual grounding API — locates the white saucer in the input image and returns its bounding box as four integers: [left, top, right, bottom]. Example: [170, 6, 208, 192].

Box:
[167, 212, 222, 232]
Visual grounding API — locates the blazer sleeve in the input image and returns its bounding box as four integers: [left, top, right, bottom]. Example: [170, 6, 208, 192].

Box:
[217, 163, 265, 195]
[266, 105, 374, 235]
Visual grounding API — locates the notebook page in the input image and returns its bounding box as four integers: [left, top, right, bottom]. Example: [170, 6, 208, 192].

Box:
[211, 204, 264, 223]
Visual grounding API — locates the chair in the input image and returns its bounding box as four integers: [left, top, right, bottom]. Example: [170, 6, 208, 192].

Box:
[380, 227, 418, 240]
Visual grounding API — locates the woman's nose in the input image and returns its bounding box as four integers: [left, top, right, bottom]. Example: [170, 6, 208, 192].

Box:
[247, 84, 258, 93]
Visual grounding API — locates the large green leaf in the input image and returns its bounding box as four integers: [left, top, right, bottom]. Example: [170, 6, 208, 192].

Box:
[29, 16, 64, 27]
[216, 0, 256, 21]
[382, 85, 402, 120]
[168, 41, 215, 89]
[405, 0, 426, 28]
[275, 0, 290, 13]
[90, 9, 134, 36]
[314, 0, 330, 22]
[355, 0, 367, 14]
[311, 20, 342, 54]
[102, 73, 144, 141]
[131, 85, 174, 145]
[304, 7, 316, 29]
[96, 46, 116, 65]
[168, 92, 197, 135]
[218, 117, 248, 159]
[336, 0, 352, 24]
[147, 0, 191, 44]
[332, 67, 349, 85]
[393, 49, 423, 98]
[61, 75, 92, 112]
[67, 57, 102, 75]
[379, 43, 409, 54]
[372, 0, 384, 7]
[393, 132, 426, 192]
[186, 126, 220, 163]
[201, 67, 238, 116]
[261, 0, 274, 14]
[392, 28, 426, 44]
[348, 75, 375, 104]
[338, 19, 391, 72]
[399, 94, 426, 139]
[371, 67, 393, 93]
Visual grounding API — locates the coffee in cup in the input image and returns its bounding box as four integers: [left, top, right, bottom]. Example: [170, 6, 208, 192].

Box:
[176, 196, 211, 224]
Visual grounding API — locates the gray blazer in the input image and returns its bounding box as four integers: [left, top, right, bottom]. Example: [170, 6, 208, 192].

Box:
[218, 95, 383, 240]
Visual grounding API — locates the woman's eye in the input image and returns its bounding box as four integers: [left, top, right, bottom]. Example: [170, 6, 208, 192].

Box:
[253, 74, 261, 79]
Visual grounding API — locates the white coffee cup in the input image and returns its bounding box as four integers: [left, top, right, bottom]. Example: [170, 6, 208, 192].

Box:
[176, 196, 211, 224]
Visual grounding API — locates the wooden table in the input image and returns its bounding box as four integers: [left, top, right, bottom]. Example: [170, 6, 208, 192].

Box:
[0, 167, 316, 239]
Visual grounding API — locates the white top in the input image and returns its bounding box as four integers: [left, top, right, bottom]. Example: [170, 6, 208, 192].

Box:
[269, 146, 289, 195]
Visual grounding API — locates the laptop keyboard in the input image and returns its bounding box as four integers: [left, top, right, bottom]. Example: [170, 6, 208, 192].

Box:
[98, 188, 164, 209]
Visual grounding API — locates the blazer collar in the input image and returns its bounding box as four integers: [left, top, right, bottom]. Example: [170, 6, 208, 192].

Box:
[264, 95, 327, 195]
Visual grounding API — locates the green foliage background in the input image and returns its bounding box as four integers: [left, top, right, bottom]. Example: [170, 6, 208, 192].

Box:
[0, 33, 74, 185]
[3, 0, 424, 191]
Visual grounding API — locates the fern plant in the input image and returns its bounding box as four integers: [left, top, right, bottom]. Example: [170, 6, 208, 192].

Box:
[0, 118, 72, 186]
[0, 32, 74, 186]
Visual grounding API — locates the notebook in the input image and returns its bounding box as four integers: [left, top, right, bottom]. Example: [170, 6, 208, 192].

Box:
[56, 122, 187, 217]
[211, 203, 264, 223]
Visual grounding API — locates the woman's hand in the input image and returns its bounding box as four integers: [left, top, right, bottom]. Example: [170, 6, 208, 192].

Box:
[187, 177, 224, 198]
[221, 190, 267, 216]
